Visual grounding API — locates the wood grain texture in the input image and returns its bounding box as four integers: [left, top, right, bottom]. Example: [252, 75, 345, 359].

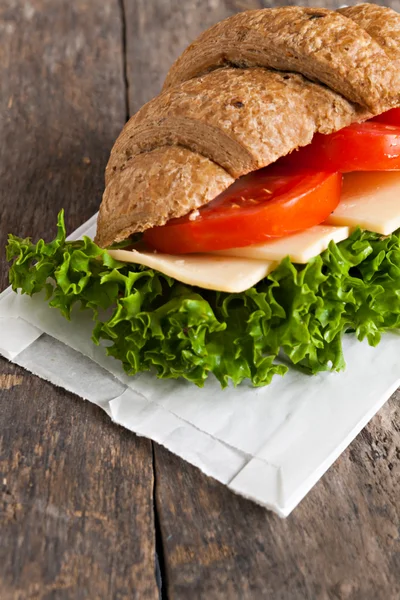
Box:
[0, 364, 157, 600]
[123, 0, 238, 112]
[123, 0, 400, 597]
[0, 1, 157, 598]
[0, 0, 123, 289]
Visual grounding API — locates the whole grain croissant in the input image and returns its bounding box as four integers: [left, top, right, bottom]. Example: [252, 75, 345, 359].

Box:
[95, 3, 400, 248]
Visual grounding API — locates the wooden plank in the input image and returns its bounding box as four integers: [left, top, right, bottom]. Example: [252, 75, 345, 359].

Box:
[0, 0, 124, 282]
[0, 1, 158, 598]
[0, 364, 157, 600]
[123, 0, 239, 112]
[123, 0, 400, 597]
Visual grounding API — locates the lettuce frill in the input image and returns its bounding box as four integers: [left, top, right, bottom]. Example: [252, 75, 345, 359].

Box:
[7, 211, 400, 387]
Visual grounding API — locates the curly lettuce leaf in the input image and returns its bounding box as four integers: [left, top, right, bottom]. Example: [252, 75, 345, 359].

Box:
[6, 212, 400, 387]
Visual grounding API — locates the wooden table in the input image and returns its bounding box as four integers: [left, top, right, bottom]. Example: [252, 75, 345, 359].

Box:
[1, 1, 399, 598]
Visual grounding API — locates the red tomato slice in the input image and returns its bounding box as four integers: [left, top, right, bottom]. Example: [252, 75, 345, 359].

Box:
[371, 108, 400, 126]
[279, 122, 400, 172]
[143, 169, 342, 254]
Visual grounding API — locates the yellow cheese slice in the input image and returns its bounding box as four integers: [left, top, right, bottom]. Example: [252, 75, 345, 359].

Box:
[326, 171, 400, 235]
[210, 225, 349, 264]
[107, 248, 277, 293]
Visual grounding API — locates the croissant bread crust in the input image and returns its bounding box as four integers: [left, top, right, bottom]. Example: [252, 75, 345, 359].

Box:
[95, 3, 400, 249]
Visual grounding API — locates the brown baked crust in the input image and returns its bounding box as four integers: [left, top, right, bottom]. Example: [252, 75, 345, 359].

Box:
[163, 6, 400, 111]
[96, 3, 400, 248]
[339, 4, 400, 60]
[105, 68, 365, 183]
[96, 146, 234, 248]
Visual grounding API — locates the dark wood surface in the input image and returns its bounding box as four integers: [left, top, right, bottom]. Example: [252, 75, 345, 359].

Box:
[0, 1, 399, 599]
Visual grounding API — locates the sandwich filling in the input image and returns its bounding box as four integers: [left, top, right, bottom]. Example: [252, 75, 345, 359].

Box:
[107, 113, 400, 293]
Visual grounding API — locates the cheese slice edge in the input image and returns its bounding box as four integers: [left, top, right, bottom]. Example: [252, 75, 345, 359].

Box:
[211, 225, 350, 264]
[107, 248, 278, 294]
[326, 171, 400, 235]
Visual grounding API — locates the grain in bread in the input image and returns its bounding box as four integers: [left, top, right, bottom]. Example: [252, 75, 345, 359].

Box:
[339, 4, 400, 60]
[163, 6, 400, 111]
[96, 146, 234, 248]
[106, 68, 365, 182]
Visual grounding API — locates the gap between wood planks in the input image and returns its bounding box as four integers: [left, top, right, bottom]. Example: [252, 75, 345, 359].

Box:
[117, 1, 168, 597]
[118, 0, 131, 123]
[153, 444, 169, 600]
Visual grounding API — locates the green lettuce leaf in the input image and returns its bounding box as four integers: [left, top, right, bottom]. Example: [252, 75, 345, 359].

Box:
[6, 211, 400, 388]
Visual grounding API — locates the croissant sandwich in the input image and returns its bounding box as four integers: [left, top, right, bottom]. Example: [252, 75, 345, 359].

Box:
[7, 4, 400, 387]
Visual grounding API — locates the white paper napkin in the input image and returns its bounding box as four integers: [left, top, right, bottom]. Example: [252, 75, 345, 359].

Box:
[1, 215, 399, 517]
